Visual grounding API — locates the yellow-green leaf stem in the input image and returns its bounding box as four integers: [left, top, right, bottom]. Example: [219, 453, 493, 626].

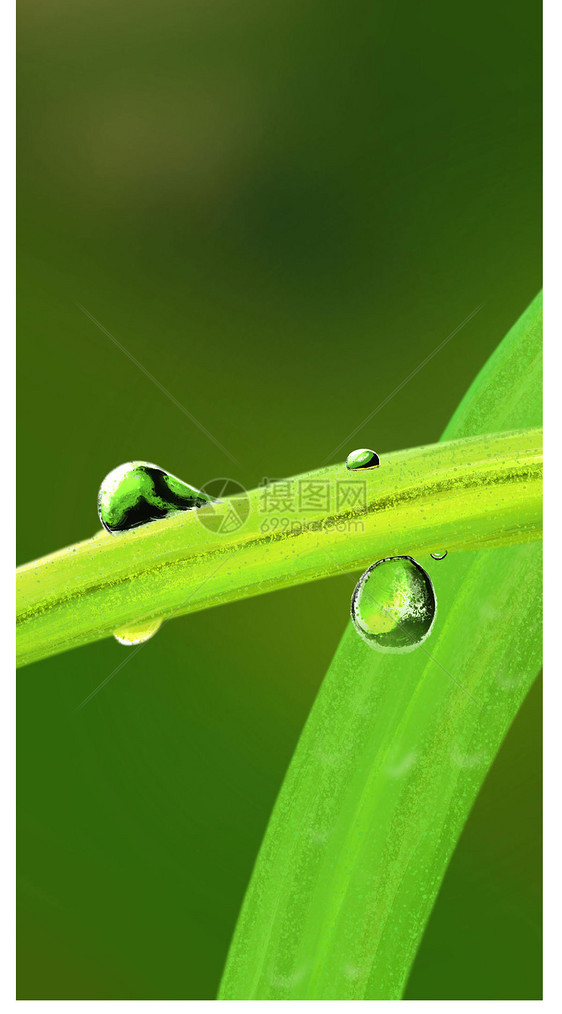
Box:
[17, 427, 541, 668]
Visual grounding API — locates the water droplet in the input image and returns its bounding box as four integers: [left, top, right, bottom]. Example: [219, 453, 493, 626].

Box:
[113, 618, 162, 646]
[345, 447, 380, 471]
[351, 556, 436, 652]
[430, 551, 448, 561]
[98, 461, 211, 533]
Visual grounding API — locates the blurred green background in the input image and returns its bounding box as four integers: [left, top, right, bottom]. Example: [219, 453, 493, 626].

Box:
[17, 0, 541, 999]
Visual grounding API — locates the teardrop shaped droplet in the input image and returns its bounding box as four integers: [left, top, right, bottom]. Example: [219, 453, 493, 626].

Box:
[113, 618, 162, 646]
[346, 448, 380, 471]
[351, 556, 436, 652]
[430, 551, 448, 561]
[98, 461, 211, 533]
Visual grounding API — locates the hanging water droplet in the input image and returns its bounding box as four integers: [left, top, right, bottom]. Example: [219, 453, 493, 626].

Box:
[430, 551, 448, 561]
[113, 618, 162, 646]
[98, 461, 212, 533]
[345, 448, 380, 471]
[351, 556, 436, 652]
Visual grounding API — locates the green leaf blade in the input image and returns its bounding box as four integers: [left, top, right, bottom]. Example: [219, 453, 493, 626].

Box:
[218, 293, 542, 999]
[17, 427, 541, 667]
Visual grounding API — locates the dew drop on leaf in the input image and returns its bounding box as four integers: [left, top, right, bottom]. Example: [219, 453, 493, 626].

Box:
[351, 556, 436, 652]
[430, 551, 448, 561]
[345, 448, 380, 471]
[113, 618, 162, 646]
[98, 461, 211, 533]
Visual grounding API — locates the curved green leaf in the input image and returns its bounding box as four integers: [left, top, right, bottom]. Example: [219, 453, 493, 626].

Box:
[218, 293, 542, 999]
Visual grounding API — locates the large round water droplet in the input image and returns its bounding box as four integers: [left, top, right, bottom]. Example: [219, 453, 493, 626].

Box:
[98, 461, 211, 533]
[346, 448, 380, 471]
[114, 618, 162, 646]
[351, 556, 436, 652]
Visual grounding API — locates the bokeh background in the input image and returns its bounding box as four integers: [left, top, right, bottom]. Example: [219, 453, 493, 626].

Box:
[17, 0, 542, 999]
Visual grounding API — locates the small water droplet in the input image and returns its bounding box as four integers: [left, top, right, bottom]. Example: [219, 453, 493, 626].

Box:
[113, 618, 162, 646]
[98, 461, 211, 533]
[430, 551, 448, 561]
[351, 556, 436, 652]
[345, 447, 380, 471]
